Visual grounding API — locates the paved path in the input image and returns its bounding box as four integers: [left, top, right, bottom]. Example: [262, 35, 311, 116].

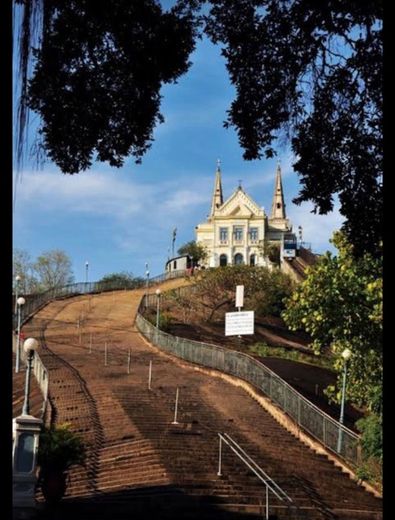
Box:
[18, 283, 382, 519]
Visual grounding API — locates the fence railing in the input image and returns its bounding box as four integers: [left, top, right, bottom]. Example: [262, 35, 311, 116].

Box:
[218, 433, 307, 520]
[12, 270, 189, 330]
[135, 307, 361, 468]
[12, 270, 188, 422]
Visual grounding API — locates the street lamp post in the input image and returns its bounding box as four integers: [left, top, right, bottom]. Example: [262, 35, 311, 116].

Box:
[337, 347, 352, 453]
[85, 261, 89, 284]
[14, 275, 21, 316]
[22, 338, 39, 416]
[15, 297, 26, 373]
[13, 337, 42, 513]
[156, 289, 161, 328]
[145, 270, 150, 289]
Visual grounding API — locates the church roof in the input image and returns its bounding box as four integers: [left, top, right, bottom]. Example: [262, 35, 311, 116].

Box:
[214, 185, 265, 218]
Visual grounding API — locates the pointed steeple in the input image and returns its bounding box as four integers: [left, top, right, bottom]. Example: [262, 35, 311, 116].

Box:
[270, 162, 286, 219]
[210, 159, 224, 216]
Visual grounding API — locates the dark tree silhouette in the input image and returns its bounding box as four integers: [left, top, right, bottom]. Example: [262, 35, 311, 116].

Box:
[200, 0, 383, 258]
[15, 0, 383, 257]
[15, 0, 197, 173]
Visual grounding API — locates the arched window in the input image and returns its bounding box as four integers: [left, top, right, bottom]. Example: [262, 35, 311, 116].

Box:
[250, 254, 256, 266]
[234, 253, 244, 265]
[219, 254, 227, 266]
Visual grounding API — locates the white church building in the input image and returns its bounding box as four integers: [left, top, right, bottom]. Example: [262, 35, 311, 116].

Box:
[195, 162, 293, 268]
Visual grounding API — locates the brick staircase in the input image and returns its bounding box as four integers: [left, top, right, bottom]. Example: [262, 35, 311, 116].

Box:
[17, 284, 382, 520]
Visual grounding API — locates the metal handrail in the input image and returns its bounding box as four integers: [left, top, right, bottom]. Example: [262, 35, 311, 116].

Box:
[12, 269, 189, 330]
[217, 433, 306, 519]
[135, 308, 361, 467]
[219, 433, 292, 503]
[12, 270, 187, 422]
[138, 302, 358, 441]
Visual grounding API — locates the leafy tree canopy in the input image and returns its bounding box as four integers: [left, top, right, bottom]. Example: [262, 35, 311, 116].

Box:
[13, 248, 74, 293]
[185, 265, 293, 321]
[177, 240, 208, 264]
[98, 271, 144, 289]
[34, 249, 75, 290]
[13, 248, 41, 294]
[282, 231, 382, 412]
[16, 0, 383, 257]
[16, 0, 197, 173]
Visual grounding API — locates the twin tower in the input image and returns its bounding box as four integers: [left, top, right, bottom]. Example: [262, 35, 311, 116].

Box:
[195, 163, 292, 267]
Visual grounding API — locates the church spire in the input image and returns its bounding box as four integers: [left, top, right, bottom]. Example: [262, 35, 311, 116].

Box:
[270, 162, 286, 219]
[210, 159, 224, 216]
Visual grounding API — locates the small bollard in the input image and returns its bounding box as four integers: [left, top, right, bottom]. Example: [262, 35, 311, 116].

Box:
[104, 342, 108, 366]
[148, 360, 152, 390]
[172, 387, 179, 424]
[127, 348, 131, 374]
[89, 332, 92, 353]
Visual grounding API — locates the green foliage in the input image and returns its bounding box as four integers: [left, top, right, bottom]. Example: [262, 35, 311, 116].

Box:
[158, 311, 173, 332]
[256, 239, 281, 265]
[282, 231, 382, 410]
[266, 243, 281, 265]
[356, 413, 383, 462]
[145, 309, 173, 332]
[249, 343, 334, 371]
[37, 423, 86, 475]
[177, 240, 208, 265]
[98, 271, 144, 290]
[190, 265, 293, 321]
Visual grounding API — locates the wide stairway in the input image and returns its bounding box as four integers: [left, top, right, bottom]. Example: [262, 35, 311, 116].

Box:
[20, 280, 382, 519]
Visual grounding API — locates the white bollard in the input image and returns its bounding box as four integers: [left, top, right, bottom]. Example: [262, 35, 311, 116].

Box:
[172, 387, 179, 424]
[104, 342, 108, 366]
[148, 360, 152, 390]
[127, 348, 131, 374]
[89, 332, 92, 354]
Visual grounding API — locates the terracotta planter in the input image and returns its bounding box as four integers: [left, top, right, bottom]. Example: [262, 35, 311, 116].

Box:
[40, 470, 68, 504]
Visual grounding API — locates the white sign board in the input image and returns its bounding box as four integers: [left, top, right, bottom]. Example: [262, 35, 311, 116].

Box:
[225, 311, 255, 336]
[235, 285, 244, 308]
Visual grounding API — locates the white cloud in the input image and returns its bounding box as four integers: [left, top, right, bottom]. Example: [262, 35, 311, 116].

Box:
[14, 169, 154, 218]
[287, 199, 344, 254]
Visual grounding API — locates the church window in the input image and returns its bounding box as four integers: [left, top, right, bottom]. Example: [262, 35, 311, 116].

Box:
[277, 203, 281, 209]
[233, 226, 243, 241]
[219, 227, 228, 241]
[249, 228, 258, 241]
[250, 254, 256, 266]
[173, 260, 177, 269]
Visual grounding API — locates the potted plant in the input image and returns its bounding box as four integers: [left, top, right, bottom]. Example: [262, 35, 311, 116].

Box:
[37, 423, 86, 505]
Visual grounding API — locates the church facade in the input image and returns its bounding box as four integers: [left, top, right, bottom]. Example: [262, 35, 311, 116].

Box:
[195, 163, 293, 268]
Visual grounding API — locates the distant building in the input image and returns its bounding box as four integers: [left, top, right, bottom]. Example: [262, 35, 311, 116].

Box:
[195, 162, 293, 268]
[165, 254, 192, 274]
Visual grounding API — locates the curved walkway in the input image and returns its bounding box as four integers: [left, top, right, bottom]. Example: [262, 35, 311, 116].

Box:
[19, 283, 382, 520]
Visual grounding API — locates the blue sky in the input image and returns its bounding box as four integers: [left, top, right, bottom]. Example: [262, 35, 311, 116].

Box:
[12, 26, 343, 283]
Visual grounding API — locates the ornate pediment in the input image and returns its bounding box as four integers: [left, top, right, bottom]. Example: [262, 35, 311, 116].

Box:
[216, 189, 264, 218]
